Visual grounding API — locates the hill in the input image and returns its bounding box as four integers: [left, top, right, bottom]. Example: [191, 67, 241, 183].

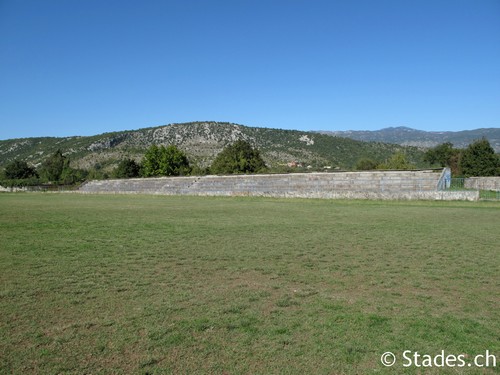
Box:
[316, 126, 500, 152]
[0, 122, 426, 171]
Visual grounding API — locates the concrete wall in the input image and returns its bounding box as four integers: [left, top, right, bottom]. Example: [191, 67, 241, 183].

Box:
[464, 177, 500, 191]
[77, 170, 478, 200]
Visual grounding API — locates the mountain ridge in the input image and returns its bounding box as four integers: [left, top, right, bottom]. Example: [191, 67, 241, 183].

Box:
[2, 122, 498, 173]
[0, 122, 426, 171]
[316, 126, 500, 152]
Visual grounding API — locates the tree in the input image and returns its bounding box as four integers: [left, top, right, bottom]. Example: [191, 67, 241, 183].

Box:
[424, 142, 456, 166]
[424, 142, 462, 175]
[87, 166, 108, 180]
[38, 149, 85, 184]
[210, 140, 267, 174]
[39, 149, 69, 182]
[160, 145, 191, 176]
[141, 144, 162, 177]
[141, 145, 191, 177]
[378, 151, 415, 170]
[4, 160, 38, 179]
[60, 167, 88, 184]
[113, 158, 141, 178]
[460, 138, 500, 177]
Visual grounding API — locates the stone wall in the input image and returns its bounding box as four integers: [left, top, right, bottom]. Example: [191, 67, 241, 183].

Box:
[0, 186, 29, 192]
[464, 177, 500, 191]
[77, 170, 478, 200]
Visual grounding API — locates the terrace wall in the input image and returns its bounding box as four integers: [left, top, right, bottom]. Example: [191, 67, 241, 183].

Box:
[464, 177, 500, 191]
[78, 170, 479, 201]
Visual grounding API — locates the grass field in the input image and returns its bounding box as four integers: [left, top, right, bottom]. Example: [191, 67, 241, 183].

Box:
[1, 193, 499, 374]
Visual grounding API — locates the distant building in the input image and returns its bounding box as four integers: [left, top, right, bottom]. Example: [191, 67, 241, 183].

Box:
[287, 161, 303, 168]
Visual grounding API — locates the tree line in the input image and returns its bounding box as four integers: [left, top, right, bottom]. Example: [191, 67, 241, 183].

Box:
[115, 140, 267, 179]
[1, 140, 267, 187]
[2, 149, 87, 187]
[2, 138, 499, 188]
[422, 138, 499, 177]
[354, 138, 500, 177]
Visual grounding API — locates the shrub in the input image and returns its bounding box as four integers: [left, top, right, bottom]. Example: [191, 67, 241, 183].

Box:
[355, 158, 379, 170]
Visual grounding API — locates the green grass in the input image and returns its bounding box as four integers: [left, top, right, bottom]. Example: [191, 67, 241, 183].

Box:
[1, 194, 499, 374]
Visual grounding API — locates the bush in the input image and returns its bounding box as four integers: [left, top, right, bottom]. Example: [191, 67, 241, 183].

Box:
[355, 158, 379, 170]
[0, 177, 40, 188]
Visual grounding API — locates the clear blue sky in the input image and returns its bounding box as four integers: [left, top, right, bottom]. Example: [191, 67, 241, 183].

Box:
[1, 0, 499, 139]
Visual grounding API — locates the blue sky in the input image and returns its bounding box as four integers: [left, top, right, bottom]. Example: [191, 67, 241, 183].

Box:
[1, 0, 499, 139]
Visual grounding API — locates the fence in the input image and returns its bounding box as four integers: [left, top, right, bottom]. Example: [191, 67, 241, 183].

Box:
[448, 178, 500, 201]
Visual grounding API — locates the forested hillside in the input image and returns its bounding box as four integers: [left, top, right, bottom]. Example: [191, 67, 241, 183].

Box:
[0, 122, 426, 171]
